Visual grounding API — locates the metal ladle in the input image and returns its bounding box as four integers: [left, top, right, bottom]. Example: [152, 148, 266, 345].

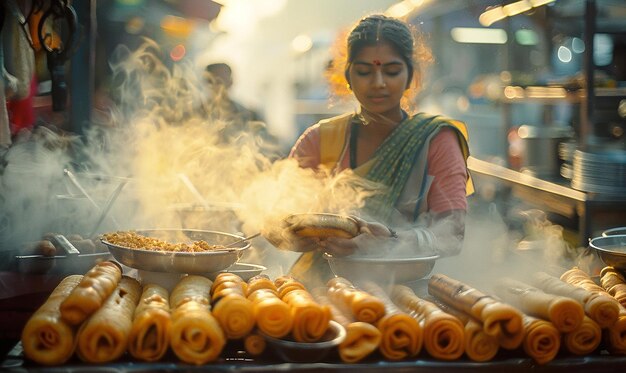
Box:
[223, 232, 261, 248]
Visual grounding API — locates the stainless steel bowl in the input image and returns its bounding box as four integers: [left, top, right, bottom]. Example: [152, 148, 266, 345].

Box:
[588, 235, 626, 270]
[206, 262, 267, 282]
[263, 320, 345, 363]
[323, 253, 439, 285]
[102, 229, 250, 274]
[602, 227, 626, 237]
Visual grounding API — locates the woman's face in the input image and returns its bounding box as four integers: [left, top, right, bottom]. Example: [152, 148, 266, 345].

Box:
[347, 41, 409, 118]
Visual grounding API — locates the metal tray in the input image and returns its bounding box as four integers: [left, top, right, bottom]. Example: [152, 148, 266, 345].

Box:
[101, 229, 251, 274]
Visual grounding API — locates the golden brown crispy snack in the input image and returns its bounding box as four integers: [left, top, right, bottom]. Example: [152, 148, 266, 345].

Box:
[21, 275, 82, 365]
[560, 267, 626, 354]
[76, 276, 141, 363]
[562, 315, 601, 355]
[531, 271, 619, 328]
[522, 315, 560, 365]
[169, 275, 225, 365]
[244, 331, 266, 356]
[128, 284, 171, 362]
[362, 281, 423, 360]
[392, 285, 464, 360]
[428, 274, 524, 350]
[60, 261, 122, 325]
[276, 276, 331, 342]
[494, 277, 584, 333]
[605, 307, 626, 354]
[210, 278, 255, 340]
[327, 277, 386, 323]
[311, 287, 381, 363]
[435, 301, 499, 362]
[247, 275, 293, 338]
[600, 266, 626, 308]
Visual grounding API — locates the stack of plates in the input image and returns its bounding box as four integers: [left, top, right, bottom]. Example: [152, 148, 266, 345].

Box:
[571, 149, 626, 195]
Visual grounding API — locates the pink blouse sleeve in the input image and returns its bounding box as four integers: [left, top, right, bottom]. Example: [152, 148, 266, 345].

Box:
[426, 128, 469, 213]
[288, 124, 322, 169]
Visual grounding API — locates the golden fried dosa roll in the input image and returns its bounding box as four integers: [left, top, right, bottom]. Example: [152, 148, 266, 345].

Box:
[247, 274, 277, 296]
[212, 273, 247, 296]
[605, 307, 626, 354]
[428, 274, 524, 350]
[436, 301, 499, 362]
[76, 276, 141, 363]
[212, 293, 255, 340]
[170, 274, 212, 309]
[522, 315, 560, 365]
[600, 266, 626, 308]
[362, 282, 422, 360]
[21, 275, 83, 366]
[327, 277, 385, 324]
[128, 284, 171, 362]
[311, 287, 381, 363]
[560, 267, 607, 295]
[562, 315, 601, 355]
[169, 275, 225, 365]
[531, 271, 619, 328]
[275, 275, 307, 299]
[391, 285, 464, 360]
[244, 330, 266, 356]
[60, 261, 122, 325]
[282, 288, 331, 342]
[494, 278, 584, 333]
[248, 288, 293, 338]
[210, 276, 255, 339]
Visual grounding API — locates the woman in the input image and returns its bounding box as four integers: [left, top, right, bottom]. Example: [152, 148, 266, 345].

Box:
[281, 14, 473, 286]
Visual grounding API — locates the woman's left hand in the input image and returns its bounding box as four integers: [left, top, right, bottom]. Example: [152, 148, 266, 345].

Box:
[322, 216, 393, 257]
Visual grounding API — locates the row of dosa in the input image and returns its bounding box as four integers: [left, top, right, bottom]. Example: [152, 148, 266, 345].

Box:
[20, 261, 626, 366]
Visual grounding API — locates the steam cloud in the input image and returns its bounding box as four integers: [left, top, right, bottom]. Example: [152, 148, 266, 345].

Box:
[0, 40, 586, 285]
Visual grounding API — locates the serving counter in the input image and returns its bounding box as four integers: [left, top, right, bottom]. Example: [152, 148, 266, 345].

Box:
[3, 341, 626, 373]
[467, 157, 626, 247]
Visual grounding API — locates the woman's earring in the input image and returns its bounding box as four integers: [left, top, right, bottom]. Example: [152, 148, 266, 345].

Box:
[346, 83, 351, 91]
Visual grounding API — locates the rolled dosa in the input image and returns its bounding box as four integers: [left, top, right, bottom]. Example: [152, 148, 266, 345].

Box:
[428, 274, 524, 350]
[435, 301, 499, 362]
[60, 261, 122, 325]
[128, 284, 171, 362]
[212, 292, 255, 340]
[362, 282, 422, 360]
[605, 307, 626, 354]
[531, 271, 619, 328]
[277, 277, 331, 342]
[600, 266, 626, 308]
[244, 331, 266, 356]
[522, 315, 560, 365]
[247, 276, 293, 338]
[312, 287, 381, 363]
[562, 315, 601, 355]
[327, 277, 385, 324]
[169, 275, 225, 365]
[391, 285, 464, 360]
[76, 276, 141, 363]
[21, 275, 83, 365]
[210, 273, 254, 339]
[494, 277, 584, 333]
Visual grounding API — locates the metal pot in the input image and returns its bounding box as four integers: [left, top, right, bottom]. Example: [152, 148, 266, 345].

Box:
[517, 125, 574, 179]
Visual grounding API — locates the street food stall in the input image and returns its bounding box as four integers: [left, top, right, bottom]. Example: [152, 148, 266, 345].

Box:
[2, 0, 626, 371]
[400, 0, 626, 246]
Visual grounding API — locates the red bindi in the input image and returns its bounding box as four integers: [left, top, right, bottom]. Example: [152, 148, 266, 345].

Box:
[373, 59, 381, 66]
